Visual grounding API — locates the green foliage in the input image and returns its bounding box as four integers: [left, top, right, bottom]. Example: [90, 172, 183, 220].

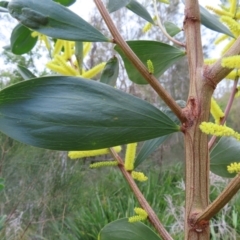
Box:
[8, 0, 109, 42]
[10, 23, 37, 55]
[107, 0, 130, 13]
[99, 218, 161, 240]
[200, 5, 234, 37]
[100, 56, 119, 87]
[17, 65, 36, 80]
[164, 21, 181, 37]
[53, 0, 76, 7]
[115, 41, 186, 84]
[210, 137, 240, 178]
[0, 76, 179, 150]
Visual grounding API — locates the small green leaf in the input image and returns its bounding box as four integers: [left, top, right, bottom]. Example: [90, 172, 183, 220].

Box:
[200, 6, 234, 38]
[17, 65, 36, 80]
[0, 76, 180, 151]
[53, 0, 76, 7]
[0, 1, 8, 11]
[10, 23, 38, 55]
[99, 218, 161, 240]
[100, 56, 119, 87]
[8, 0, 109, 42]
[135, 135, 169, 168]
[107, 0, 130, 13]
[75, 42, 83, 69]
[164, 21, 181, 37]
[210, 137, 240, 178]
[115, 41, 185, 84]
[126, 0, 154, 23]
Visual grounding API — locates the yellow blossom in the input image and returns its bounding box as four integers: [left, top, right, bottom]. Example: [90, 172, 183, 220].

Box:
[89, 161, 118, 168]
[225, 69, 240, 80]
[83, 42, 92, 58]
[131, 171, 148, 182]
[147, 59, 154, 74]
[214, 35, 229, 45]
[142, 16, 157, 33]
[124, 143, 137, 171]
[31, 31, 51, 50]
[81, 62, 106, 79]
[68, 146, 122, 159]
[229, 0, 237, 15]
[227, 162, 240, 174]
[128, 207, 148, 223]
[222, 55, 240, 69]
[206, 5, 233, 17]
[199, 122, 240, 140]
[210, 98, 224, 124]
[221, 16, 240, 37]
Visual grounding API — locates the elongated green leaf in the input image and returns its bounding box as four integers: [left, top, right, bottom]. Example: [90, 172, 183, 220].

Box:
[10, 23, 38, 55]
[126, 0, 154, 23]
[135, 135, 169, 168]
[200, 6, 234, 38]
[53, 0, 76, 6]
[115, 41, 185, 84]
[0, 178, 4, 192]
[17, 65, 36, 80]
[0, 6, 7, 12]
[0, 76, 179, 151]
[164, 21, 181, 37]
[210, 137, 240, 178]
[107, 0, 130, 13]
[100, 56, 119, 87]
[99, 218, 161, 240]
[8, 0, 109, 42]
[75, 41, 83, 68]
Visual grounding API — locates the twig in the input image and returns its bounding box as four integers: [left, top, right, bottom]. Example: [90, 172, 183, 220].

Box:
[153, 0, 185, 47]
[94, 0, 185, 123]
[109, 148, 173, 240]
[208, 77, 239, 150]
[195, 173, 240, 223]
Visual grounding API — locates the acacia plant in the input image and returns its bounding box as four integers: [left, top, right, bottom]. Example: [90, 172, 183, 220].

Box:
[1, 0, 240, 239]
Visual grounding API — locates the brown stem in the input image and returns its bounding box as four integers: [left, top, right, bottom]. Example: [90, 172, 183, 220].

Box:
[208, 78, 239, 150]
[109, 148, 173, 240]
[94, 0, 185, 123]
[195, 174, 240, 223]
[183, 1, 212, 239]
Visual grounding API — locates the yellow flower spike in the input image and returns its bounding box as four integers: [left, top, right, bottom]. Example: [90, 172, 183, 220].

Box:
[124, 143, 137, 171]
[221, 39, 236, 55]
[225, 69, 240, 80]
[204, 59, 217, 65]
[206, 5, 233, 17]
[81, 62, 106, 79]
[31, 31, 39, 38]
[142, 16, 157, 33]
[147, 59, 154, 74]
[131, 171, 148, 182]
[158, 0, 169, 4]
[210, 98, 224, 124]
[63, 41, 74, 60]
[227, 162, 240, 174]
[46, 62, 71, 75]
[54, 55, 79, 76]
[199, 122, 240, 141]
[221, 16, 240, 37]
[89, 161, 118, 168]
[128, 207, 148, 223]
[39, 35, 51, 51]
[222, 55, 240, 69]
[52, 39, 65, 56]
[230, 0, 237, 15]
[68, 146, 122, 159]
[214, 35, 229, 45]
[83, 42, 92, 58]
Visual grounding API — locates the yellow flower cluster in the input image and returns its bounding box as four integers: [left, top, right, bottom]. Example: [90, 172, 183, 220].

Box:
[199, 122, 240, 141]
[128, 207, 148, 223]
[222, 55, 240, 69]
[227, 162, 240, 174]
[124, 143, 137, 171]
[90, 161, 118, 168]
[210, 98, 224, 124]
[142, 16, 157, 33]
[68, 146, 122, 159]
[131, 171, 148, 182]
